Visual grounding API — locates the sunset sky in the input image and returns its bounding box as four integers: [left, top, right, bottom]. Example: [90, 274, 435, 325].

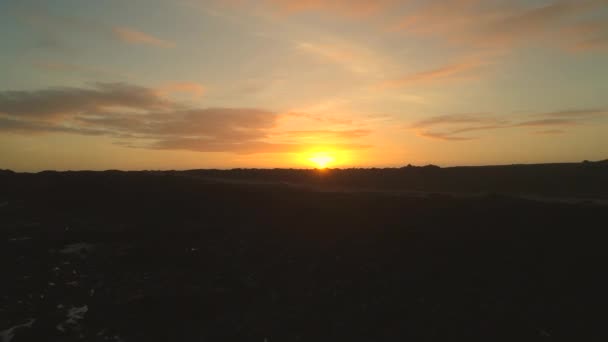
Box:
[1, 0, 607, 171]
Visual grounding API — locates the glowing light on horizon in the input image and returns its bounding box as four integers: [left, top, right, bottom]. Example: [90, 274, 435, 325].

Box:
[309, 152, 335, 168]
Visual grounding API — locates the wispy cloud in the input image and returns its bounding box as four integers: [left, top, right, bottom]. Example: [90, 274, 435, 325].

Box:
[0, 83, 171, 119]
[514, 119, 577, 127]
[235, 0, 396, 18]
[538, 108, 608, 117]
[411, 113, 506, 140]
[281, 129, 371, 139]
[411, 113, 502, 129]
[534, 129, 566, 135]
[378, 59, 487, 89]
[392, 0, 608, 52]
[417, 131, 476, 141]
[149, 139, 369, 154]
[156, 82, 206, 98]
[283, 112, 353, 125]
[295, 40, 390, 76]
[411, 108, 606, 141]
[112, 27, 175, 48]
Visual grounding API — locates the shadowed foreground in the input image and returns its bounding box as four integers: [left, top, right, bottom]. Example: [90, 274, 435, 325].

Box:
[1, 164, 607, 341]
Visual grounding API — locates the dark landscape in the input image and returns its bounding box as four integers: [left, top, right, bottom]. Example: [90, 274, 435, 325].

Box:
[1, 160, 608, 341]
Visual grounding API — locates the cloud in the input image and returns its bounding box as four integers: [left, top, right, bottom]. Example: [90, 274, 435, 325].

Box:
[296, 41, 383, 75]
[569, 33, 608, 51]
[246, 0, 396, 17]
[0, 83, 171, 119]
[411, 113, 501, 128]
[514, 119, 577, 127]
[534, 129, 566, 135]
[112, 27, 175, 48]
[411, 108, 604, 141]
[0, 83, 370, 154]
[156, 82, 206, 98]
[417, 131, 475, 141]
[392, 0, 608, 52]
[378, 59, 486, 88]
[284, 112, 353, 125]
[211, 0, 395, 19]
[150, 139, 370, 154]
[412, 114, 506, 141]
[75, 108, 277, 139]
[538, 108, 608, 117]
[150, 139, 297, 153]
[282, 129, 371, 139]
[0, 117, 106, 136]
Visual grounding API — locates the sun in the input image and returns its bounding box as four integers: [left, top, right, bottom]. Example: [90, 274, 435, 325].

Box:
[309, 152, 335, 169]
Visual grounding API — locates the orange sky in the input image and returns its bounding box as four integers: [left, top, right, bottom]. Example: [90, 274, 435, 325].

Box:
[1, 0, 607, 170]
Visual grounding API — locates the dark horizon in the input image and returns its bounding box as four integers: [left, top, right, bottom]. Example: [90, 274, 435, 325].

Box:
[3, 158, 608, 174]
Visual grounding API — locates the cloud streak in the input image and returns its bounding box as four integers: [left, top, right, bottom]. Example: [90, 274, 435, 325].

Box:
[295, 41, 386, 75]
[392, 0, 608, 51]
[534, 129, 566, 135]
[411, 109, 606, 141]
[378, 59, 487, 89]
[224, 0, 396, 18]
[156, 82, 206, 98]
[538, 108, 608, 117]
[281, 129, 371, 139]
[112, 27, 175, 48]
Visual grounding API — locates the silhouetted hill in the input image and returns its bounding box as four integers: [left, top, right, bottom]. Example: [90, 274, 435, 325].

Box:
[178, 160, 608, 199]
[2, 160, 607, 203]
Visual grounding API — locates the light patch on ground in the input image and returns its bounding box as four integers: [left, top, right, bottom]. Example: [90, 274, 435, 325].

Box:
[56, 305, 88, 332]
[59, 243, 95, 255]
[8, 237, 31, 242]
[0, 319, 35, 342]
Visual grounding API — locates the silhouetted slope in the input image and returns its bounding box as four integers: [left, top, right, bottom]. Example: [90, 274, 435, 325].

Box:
[3, 160, 607, 200]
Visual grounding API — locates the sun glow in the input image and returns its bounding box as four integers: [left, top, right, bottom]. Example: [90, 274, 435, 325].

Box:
[309, 152, 335, 169]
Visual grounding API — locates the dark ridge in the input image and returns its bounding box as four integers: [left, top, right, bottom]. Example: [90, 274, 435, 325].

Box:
[2, 160, 608, 200]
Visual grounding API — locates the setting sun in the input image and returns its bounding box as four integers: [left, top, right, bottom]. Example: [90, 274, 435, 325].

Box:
[309, 153, 335, 169]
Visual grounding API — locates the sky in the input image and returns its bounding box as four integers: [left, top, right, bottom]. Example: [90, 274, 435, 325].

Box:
[0, 0, 607, 171]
